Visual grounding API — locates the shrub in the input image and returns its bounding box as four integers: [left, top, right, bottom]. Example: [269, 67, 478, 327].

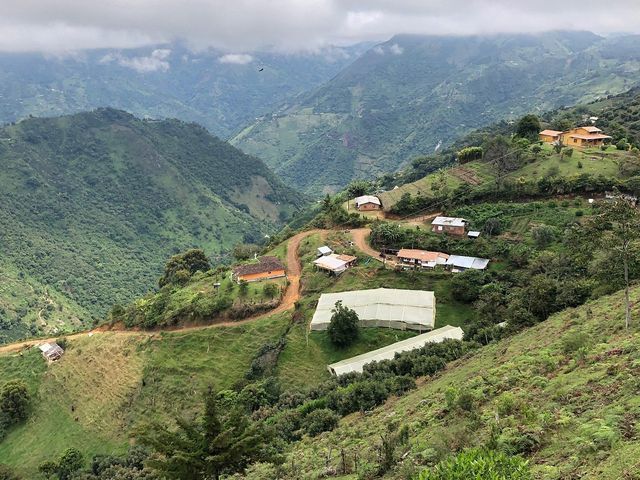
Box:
[564, 148, 574, 158]
[531, 225, 557, 248]
[577, 160, 583, 169]
[327, 301, 360, 347]
[0, 380, 30, 427]
[304, 408, 339, 437]
[418, 448, 531, 480]
[0, 465, 21, 480]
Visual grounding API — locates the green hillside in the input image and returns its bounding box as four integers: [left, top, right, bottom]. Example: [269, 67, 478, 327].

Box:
[285, 286, 640, 479]
[0, 109, 304, 343]
[1, 187, 635, 478]
[232, 32, 640, 195]
[379, 143, 635, 211]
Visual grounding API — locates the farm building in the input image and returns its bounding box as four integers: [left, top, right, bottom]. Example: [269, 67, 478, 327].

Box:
[397, 249, 449, 268]
[327, 325, 464, 375]
[431, 216, 468, 236]
[313, 253, 357, 275]
[561, 126, 612, 148]
[310, 288, 435, 331]
[39, 342, 64, 362]
[446, 255, 490, 272]
[232, 256, 286, 283]
[355, 195, 382, 211]
[467, 231, 481, 239]
[539, 129, 563, 143]
[539, 126, 612, 148]
[317, 246, 333, 257]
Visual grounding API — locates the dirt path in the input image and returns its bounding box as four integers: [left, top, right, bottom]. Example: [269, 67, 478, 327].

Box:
[0, 230, 322, 355]
[0, 223, 426, 355]
[350, 228, 381, 261]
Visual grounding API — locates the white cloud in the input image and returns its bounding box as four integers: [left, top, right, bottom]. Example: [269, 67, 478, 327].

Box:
[373, 45, 385, 55]
[389, 43, 403, 55]
[100, 48, 171, 72]
[218, 53, 254, 65]
[0, 1, 638, 53]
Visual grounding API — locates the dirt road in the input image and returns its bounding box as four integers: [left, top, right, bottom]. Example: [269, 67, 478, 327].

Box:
[0, 229, 323, 355]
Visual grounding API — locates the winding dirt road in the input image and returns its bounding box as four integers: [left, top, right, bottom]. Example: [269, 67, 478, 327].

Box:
[0, 229, 331, 355]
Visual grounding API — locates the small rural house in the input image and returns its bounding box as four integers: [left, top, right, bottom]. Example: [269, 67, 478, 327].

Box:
[539, 129, 563, 143]
[539, 126, 611, 148]
[232, 256, 286, 283]
[561, 126, 611, 148]
[327, 325, 464, 375]
[446, 255, 490, 272]
[397, 249, 449, 268]
[355, 195, 382, 211]
[431, 216, 468, 236]
[312, 253, 357, 275]
[317, 246, 333, 257]
[310, 288, 436, 331]
[39, 342, 64, 362]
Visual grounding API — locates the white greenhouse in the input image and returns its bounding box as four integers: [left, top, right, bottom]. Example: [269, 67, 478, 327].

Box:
[327, 325, 464, 376]
[310, 288, 435, 332]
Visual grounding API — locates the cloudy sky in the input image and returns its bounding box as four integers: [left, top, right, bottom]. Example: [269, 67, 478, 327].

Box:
[1, 0, 639, 53]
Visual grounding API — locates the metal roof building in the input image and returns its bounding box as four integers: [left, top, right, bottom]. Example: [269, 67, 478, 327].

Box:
[431, 216, 467, 227]
[310, 288, 435, 331]
[327, 325, 464, 375]
[446, 255, 490, 271]
[355, 195, 382, 208]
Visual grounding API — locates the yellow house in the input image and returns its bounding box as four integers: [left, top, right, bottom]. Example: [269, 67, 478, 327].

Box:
[561, 126, 612, 148]
[539, 126, 612, 148]
[539, 129, 563, 143]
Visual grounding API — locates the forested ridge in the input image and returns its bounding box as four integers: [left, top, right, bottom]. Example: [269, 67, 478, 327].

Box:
[0, 108, 304, 342]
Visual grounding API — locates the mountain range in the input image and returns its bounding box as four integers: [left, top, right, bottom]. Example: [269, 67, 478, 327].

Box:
[0, 108, 303, 343]
[232, 31, 640, 194]
[0, 42, 370, 138]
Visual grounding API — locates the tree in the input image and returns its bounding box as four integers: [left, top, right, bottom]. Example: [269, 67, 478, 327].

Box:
[483, 217, 502, 236]
[137, 388, 271, 480]
[159, 249, 211, 287]
[38, 448, 84, 480]
[0, 465, 21, 480]
[457, 146, 483, 164]
[515, 114, 541, 142]
[590, 198, 640, 329]
[262, 283, 279, 299]
[346, 180, 372, 198]
[304, 408, 339, 436]
[327, 301, 360, 347]
[57, 449, 84, 480]
[232, 244, 260, 261]
[418, 448, 531, 480]
[0, 380, 29, 426]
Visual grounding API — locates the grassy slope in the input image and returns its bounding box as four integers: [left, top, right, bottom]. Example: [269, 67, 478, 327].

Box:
[0, 227, 480, 475]
[379, 144, 627, 210]
[0, 108, 303, 342]
[288, 286, 640, 479]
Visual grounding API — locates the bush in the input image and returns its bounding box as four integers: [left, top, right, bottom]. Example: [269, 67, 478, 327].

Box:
[327, 301, 360, 347]
[0, 465, 21, 480]
[531, 225, 557, 248]
[304, 408, 339, 437]
[0, 380, 30, 427]
[418, 448, 531, 480]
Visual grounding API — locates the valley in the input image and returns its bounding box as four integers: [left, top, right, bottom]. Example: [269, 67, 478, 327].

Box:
[2, 21, 640, 480]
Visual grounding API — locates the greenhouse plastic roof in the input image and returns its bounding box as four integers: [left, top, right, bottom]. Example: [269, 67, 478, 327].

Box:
[310, 288, 435, 330]
[327, 325, 464, 375]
